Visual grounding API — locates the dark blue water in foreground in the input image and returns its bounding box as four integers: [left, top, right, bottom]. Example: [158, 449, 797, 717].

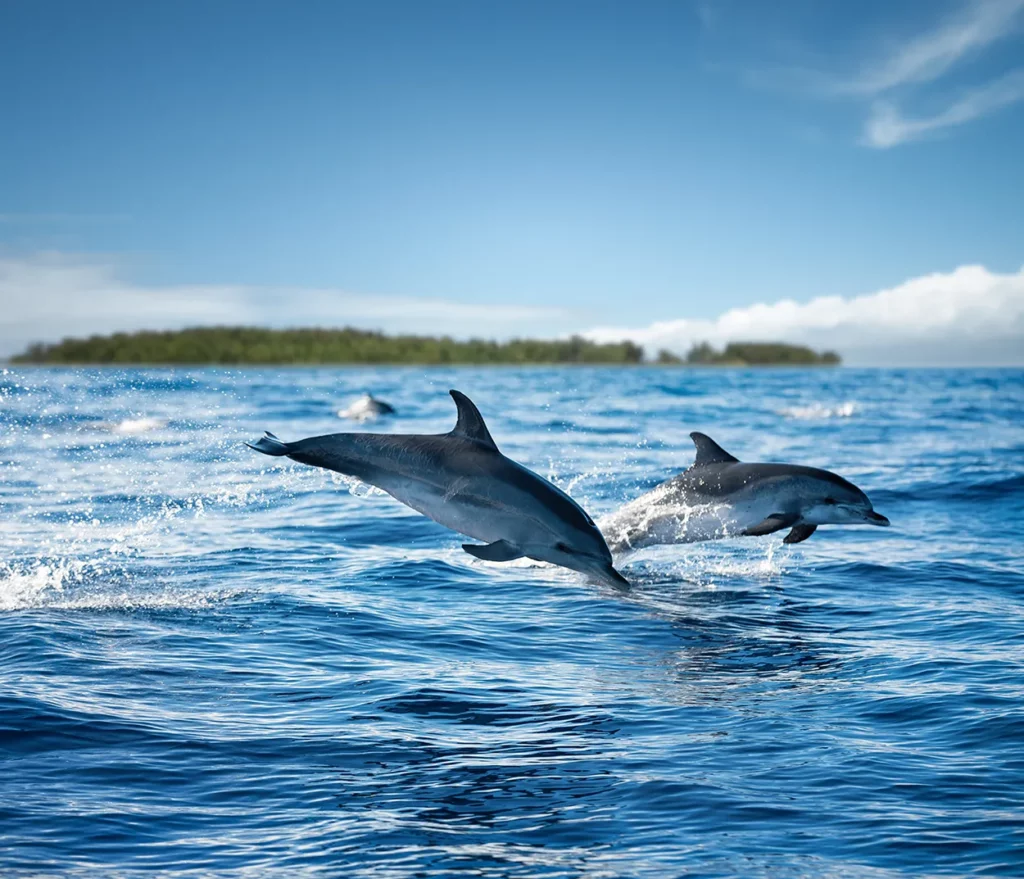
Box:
[1, 367, 1022, 877]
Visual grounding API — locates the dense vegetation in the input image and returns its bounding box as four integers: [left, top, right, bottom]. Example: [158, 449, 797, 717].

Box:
[11, 326, 645, 365]
[656, 341, 841, 366]
[12, 328, 840, 366]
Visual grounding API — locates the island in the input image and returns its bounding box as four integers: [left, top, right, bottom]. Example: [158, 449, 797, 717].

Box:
[10, 328, 841, 366]
[657, 342, 841, 366]
[11, 327, 645, 365]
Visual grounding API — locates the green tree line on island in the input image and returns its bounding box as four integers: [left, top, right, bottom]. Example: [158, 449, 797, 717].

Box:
[656, 341, 841, 366]
[10, 327, 840, 366]
[11, 327, 645, 365]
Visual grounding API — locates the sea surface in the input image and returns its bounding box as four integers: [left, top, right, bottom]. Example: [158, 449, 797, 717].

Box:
[1, 366, 1022, 878]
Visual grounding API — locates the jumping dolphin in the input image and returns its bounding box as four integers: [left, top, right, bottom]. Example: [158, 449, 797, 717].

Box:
[248, 390, 630, 589]
[600, 432, 890, 553]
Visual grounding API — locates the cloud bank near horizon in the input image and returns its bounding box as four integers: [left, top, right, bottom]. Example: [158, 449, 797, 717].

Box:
[0, 253, 573, 358]
[1, 253, 1022, 366]
[584, 264, 1024, 366]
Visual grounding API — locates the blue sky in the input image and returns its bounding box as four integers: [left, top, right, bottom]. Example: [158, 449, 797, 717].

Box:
[1, 0, 1023, 362]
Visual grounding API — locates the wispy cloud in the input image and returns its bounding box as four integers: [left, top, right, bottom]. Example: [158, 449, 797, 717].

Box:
[0, 253, 573, 357]
[864, 67, 1024, 146]
[851, 0, 1024, 146]
[837, 0, 1024, 96]
[739, 0, 1024, 146]
[584, 264, 1024, 366]
[693, 1, 720, 33]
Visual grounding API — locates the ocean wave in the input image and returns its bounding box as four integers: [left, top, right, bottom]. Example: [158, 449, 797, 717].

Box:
[0, 558, 246, 611]
[870, 473, 1024, 504]
[1, 366, 1022, 878]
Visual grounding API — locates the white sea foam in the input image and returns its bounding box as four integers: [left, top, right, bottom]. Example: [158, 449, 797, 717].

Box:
[0, 558, 246, 611]
[94, 416, 170, 435]
[777, 402, 858, 420]
[329, 471, 388, 498]
[630, 540, 785, 582]
[0, 467, 284, 612]
[0, 558, 90, 611]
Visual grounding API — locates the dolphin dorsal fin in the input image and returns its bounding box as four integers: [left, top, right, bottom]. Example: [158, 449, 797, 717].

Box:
[690, 432, 739, 466]
[449, 390, 498, 450]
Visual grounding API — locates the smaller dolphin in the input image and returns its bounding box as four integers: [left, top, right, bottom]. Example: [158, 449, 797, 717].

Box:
[249, 390, 629, 589]
[338, 393, 396, 421]
[600, 432, 889, 553]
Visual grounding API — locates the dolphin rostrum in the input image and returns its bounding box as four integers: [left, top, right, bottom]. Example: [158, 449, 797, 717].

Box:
[600, 432, 890, 553]
[248, 390, 630, 589]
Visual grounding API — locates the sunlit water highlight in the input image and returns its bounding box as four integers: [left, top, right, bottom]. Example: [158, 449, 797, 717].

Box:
[1, 367, 1022, 876]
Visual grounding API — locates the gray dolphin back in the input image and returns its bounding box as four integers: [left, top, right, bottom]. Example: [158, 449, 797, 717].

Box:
[245, 391, 503, 483]
[371, 395, 397, 415]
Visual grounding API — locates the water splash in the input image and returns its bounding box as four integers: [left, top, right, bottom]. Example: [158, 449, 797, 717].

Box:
[330, 470, 388, 498]
[93, 416, 170, 435]
[0, 557, 245, 611]
[777, 401, 858, 419]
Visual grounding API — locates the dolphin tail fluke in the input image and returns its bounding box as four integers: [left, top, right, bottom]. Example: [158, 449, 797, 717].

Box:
[246, 431, 290, 456]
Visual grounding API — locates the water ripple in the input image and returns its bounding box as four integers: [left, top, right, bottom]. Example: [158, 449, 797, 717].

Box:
[1, 367, 1022, 877]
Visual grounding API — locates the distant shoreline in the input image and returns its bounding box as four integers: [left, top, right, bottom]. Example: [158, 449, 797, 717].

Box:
[3, 361, 846, 369]
[9, 327, 842, 367]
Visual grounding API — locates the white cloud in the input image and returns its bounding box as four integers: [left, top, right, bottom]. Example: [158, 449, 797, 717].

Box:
[584, 264, 1024, 366]
[864, 67, 1024, 146]
[838, 0, 1024, 96]
[0, 253, 572, 357]
[738, 1, 1024, 146]
[846, 0, 1024, 146]
[4, 254, 1022, 366]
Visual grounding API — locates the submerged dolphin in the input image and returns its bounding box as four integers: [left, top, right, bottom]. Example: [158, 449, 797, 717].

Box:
[248, 390, 629, 588]
[338, 393, 396, 422]
[600, 432, 890, 553]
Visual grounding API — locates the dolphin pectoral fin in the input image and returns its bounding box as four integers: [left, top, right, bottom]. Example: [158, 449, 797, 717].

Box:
[783, 524, 817, 544]
[743, 513, 799, 537]
[462, 540, 525, 562]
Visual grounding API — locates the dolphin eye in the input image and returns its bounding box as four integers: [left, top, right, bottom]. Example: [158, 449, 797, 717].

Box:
[555, 542, 574, 554]
[824, 497, 837, 505]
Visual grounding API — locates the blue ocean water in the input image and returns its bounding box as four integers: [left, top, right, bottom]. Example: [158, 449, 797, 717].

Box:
[1, 366, 1022, 877]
